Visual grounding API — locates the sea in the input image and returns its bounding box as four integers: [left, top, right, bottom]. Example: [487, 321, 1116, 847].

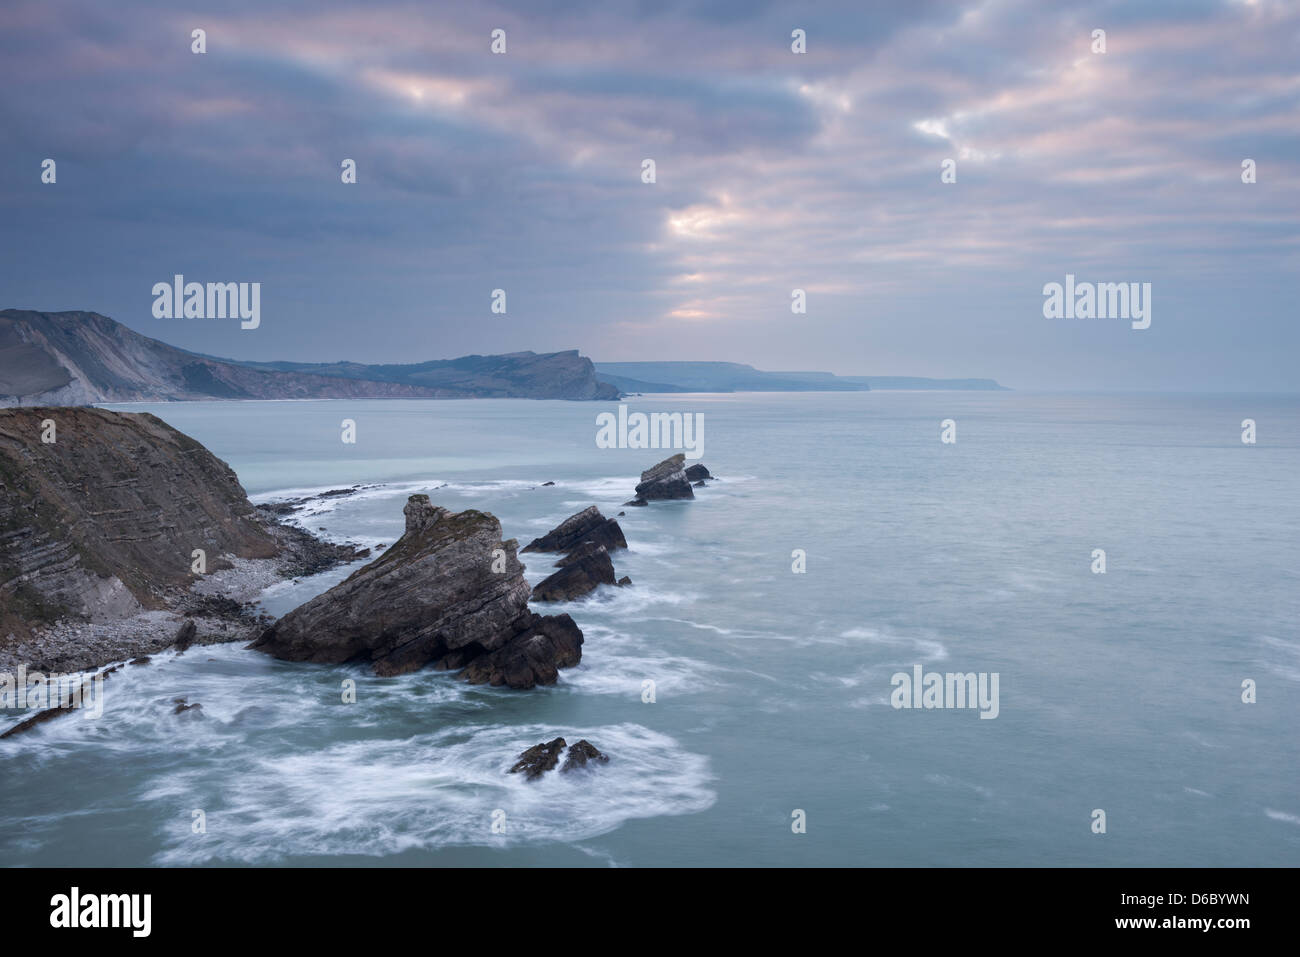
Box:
[1, 391, 1297, 866]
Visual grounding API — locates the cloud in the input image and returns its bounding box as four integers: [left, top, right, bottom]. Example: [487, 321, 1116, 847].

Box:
[0, 0, 1295, 388]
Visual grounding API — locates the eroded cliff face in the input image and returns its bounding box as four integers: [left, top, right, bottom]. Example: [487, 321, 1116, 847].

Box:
[0, 407, 281, 637]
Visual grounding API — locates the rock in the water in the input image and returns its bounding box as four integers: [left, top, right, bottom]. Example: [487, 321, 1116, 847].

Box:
[622, 498, 648, 507]
[460, 613, 583, 689]
[684, 464, 711, 482]
[509, 737, 567, 779]
[692, 480, 706, 487]
[561, 739, 609, 773]
[531, 544, 617, 601]
[634, 454, 694, 501]
[616, 576, 632, 586]
[521, 506, 627, 554]
[510, 737, 608, 778]
[172, 697, 202, 715]
[553, 539, 607, 568]
[251, 495, 584, 688]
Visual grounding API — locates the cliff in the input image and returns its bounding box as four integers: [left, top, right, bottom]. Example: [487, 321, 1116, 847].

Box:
[0, 309, 620, 405]
[0, 407, 361, 664]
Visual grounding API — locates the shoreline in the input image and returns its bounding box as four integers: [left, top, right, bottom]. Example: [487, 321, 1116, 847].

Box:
[1, 497, 370, 676]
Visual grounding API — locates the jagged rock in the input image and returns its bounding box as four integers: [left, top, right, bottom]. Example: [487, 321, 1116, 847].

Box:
[509, 737, 566, 779]
[521, 506, 626, 554]
[172, 620, 197, 652]
[561, 739, 609, 773]
[251, 495, 584, 689]
[634, 454, 694, 501]
[510, 737, 609, 779]
[460, 614, 583, 689]
[685, 464, 711, 482]
[128, 656, 151, 666]
[553, 540, 605, 568]
[616, 576, 631, 586]
[541, 481, 555, 487]
[693, 480, 705, 487]
[531, 544, 617, 601]
[623, 498, 648, 507]
[172, 697, 202, 715]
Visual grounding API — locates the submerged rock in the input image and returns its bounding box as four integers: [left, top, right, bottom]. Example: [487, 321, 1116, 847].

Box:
[521, 506, 626, 554]
[510, 737, 567, 779]
[251, 495, 585, 689]
[510, 737, 608, 779]
[561, 739, 609, 773]
[634, 454, 694, 501]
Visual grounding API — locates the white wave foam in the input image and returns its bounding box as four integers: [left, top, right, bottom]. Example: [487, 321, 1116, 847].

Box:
[840, 627, 950, 662]
[1265, 809, 1300, 826]
[146, 722, 714, 863]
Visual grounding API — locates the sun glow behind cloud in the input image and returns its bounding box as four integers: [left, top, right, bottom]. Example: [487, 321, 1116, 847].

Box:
[0, 0, 1296, 386]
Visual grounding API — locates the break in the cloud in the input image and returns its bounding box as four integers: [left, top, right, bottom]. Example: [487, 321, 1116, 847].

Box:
[0, 0, 1297, 390]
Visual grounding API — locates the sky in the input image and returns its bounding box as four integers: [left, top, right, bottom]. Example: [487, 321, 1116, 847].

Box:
[1, 0, 1297, 391]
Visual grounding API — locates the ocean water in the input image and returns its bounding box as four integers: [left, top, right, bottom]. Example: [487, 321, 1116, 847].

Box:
[1, 391, 1297, 867]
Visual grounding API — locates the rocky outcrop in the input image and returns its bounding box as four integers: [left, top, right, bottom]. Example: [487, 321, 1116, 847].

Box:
[521, 506, 626, 554]
[172, 620, 198, 652]
[562, 739, 609, 773]
[0, 309, 619, 406]
[510, 738, 567, 779]
[523, 507, 631, 602]
[685, 464, 711, 482]
[459, 613, 583, 688]
[0, 407, 362, 663]
[531, 543, 619, 601]
[251, 495, 585, 689]
[509, 737, 608, 779]
[631, 453, 695, 502]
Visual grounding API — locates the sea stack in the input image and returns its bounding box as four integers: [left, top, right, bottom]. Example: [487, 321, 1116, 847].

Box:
[251, 494, 583, 688]
[521, 505, 626, 554]
[525, 507, 631, 601]
[628, 453, 695, 504]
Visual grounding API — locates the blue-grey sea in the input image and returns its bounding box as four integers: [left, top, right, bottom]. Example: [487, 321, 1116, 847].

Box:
[2, 391, 1297, 866]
